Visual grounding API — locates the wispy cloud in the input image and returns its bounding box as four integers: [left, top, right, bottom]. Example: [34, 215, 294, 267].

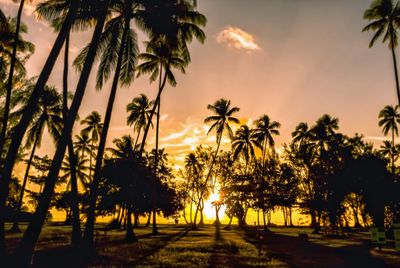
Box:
[216, 26, 261, 52]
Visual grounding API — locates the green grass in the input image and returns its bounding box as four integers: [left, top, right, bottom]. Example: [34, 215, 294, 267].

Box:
[4, 223, 400, 267]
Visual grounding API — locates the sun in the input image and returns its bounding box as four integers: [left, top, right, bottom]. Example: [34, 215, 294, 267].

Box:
[203, 192, 226, 221]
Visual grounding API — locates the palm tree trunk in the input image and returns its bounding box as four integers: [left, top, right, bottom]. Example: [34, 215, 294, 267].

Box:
[63, 30, 81, 247]
[138, 63, 169, 155]
[83, 15, 130, 249]
[0, 2, 79, 256]
[12, 3, 109, 264]
[11, 130, 40, 232]
[89, 140, 94, 183]
[0, 0, 25, 162]
[133, 127, 141, 150]
[390, 27, 400, 107]
[67, 139, 82, 247]
[392, 128, 395, 175]
[152, 66, 163, 235]
[125, 207, 137, 242]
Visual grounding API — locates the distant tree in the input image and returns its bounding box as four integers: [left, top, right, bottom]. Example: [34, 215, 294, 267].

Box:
[232, 124, 261, 174]
[378, 105, 400, 174]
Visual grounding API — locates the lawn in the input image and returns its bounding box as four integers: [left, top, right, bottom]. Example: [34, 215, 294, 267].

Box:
[4, 223, 400, 267]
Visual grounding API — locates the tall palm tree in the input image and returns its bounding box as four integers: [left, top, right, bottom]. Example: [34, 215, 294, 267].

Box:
[379, 105, 400, 173]
[363, 0, 400, 106]
[36, 1, 100, 246]
[126, 93, 154, 148]
[10, 86, 63, 232]
[136, 40, 187, 234]
[81, 0, 140, 246]
[232, 124, 261, 173]
[81, 111, 103, 181]
[191, 98, 240, 228]
[12, 1, 111, 263]
[253, 115, 281, 169]
[0, 0, 34, 163]
[136, 0, 206, 155]
[0, 1, 81, 254]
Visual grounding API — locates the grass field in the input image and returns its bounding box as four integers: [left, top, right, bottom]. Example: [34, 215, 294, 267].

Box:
[4, 223, 400, 267]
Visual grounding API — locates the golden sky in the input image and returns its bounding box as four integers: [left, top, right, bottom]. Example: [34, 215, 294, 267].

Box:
[3, 1, 400, 223]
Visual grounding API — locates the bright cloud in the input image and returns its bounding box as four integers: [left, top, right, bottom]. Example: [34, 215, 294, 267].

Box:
[216, 26, 261, 52]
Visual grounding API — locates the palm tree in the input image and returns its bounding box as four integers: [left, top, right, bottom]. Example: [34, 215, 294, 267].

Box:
[136, 40, 188, 234]
[36, 1, 100, 246]
[136, 0, 206, 155]
[379, 105, 400, 173]
[0, 1, 81, 254]
[0, 16, 34, 158]
[74, 132, 92, 159]
[108, 135, 136, 160]
[81, 0, 140, 245]
[60, 153, 89, 191]
[0, 0, 34, 162]
[126, 93, 154, 148]
[190, 98, 240, 228]
[363, 0, 400, 106]
[232, 124, 261, 173]
[12, 1, 111, 263]
[253, 115, 281, 169]
[81, 111, 103, 181]
[10, 86, 63, 232]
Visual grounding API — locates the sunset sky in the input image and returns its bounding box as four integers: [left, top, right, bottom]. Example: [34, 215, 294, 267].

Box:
[2, 0, 398, 173]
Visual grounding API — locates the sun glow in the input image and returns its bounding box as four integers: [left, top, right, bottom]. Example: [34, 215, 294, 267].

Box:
[203, 192, 226, 221]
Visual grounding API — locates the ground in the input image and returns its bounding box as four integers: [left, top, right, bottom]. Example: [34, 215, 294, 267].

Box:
[4, 223, 400, 267]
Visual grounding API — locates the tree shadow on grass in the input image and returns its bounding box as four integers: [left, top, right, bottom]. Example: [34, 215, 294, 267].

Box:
[208, 225, 239, 267]
[30, 227, 191, 267]
[241, 227, 388, 268]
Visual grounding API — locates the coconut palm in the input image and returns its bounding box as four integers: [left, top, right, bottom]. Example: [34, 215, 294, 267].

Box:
[0, 16, 34, 158]
[0, 1, 81, 255]
[190, 98, 240, 228]
[60, 153, 89, 191]
[136, 0, 206, 155]
[126, 93, 154, 148]
[12, 1, 111, 263]
[0, 0, 35, 163]
[81, 111, 103, 180]
[10, 86, 63, 232]
[363, 0, 400, 106]
[80, 0, 140, 245]
[136, 40, 188, 234]
[108, 135, 136, 160]
[253, 115, 281, 169]
[232, 124, 261, 173]
[379, 105, 400, 173]
[36, 1, 101, 246]
[74, 132, 92, 159]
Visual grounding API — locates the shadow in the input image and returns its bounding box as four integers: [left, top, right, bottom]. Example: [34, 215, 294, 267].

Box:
[208, 225, 238, 267]
[241, 227, 388, 268]
[30, 227, 191, 267]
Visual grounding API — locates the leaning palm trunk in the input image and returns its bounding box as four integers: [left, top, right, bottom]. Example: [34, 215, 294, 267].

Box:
[0, 0, 25, 162]
[12, 3, 109, 265]
[390, 27, 400, 107]
[138, 64, 169, 155]
[84, 16, 130, 248]
[64, 30, 82, 247]
[0, 2, 79, 255]
[11, 131, 40, 232]
[152, 98, 161, 235]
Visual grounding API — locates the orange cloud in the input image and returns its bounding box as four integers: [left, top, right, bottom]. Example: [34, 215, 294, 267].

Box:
[216, 26, 261, 52]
